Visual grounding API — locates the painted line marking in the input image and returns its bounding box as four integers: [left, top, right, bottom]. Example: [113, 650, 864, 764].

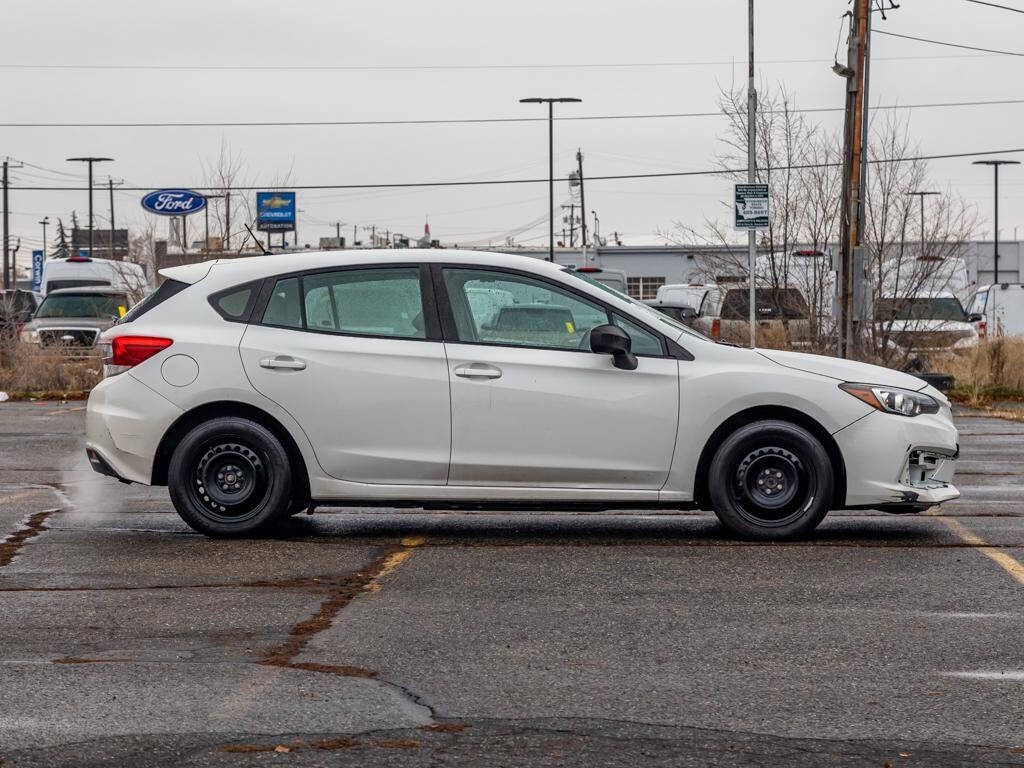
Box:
[366, 536, 426, 593]
[927, 510, 1024, 587]
[946, 671, 1024, 681]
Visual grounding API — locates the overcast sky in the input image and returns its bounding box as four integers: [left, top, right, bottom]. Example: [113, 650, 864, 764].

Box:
[1, 0, 1021, 254]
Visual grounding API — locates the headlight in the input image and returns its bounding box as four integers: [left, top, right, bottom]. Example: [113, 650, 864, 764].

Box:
[839, 382, 940, 417]
[20, 328, 38, 343]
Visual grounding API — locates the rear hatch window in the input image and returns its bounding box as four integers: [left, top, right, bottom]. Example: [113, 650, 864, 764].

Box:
[721, 289, 810, 320]
[117, 279, 188, 325]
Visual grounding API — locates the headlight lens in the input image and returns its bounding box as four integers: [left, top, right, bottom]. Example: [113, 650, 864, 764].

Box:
[840, 382, 940, 417]
[20, 328, 38, 343]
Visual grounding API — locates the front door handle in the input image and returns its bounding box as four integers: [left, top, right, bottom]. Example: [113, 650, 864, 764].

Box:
[259, 356, 306, 371]
[453, 363, 502, 380]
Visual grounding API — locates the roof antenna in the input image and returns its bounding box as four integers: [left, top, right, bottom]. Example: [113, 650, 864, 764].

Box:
[244, 223, 271, 256]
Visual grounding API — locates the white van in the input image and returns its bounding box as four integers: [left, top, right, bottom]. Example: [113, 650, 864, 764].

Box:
[967, 283, 1024, 338]
[42, 255, 149, 300]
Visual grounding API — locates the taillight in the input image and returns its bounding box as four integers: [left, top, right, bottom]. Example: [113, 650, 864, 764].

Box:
[711, 318, 721, 341]
[100, 335, 173, 377]
[978, 320, 987, 338]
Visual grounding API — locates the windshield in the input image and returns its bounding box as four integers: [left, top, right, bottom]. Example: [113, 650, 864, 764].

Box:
[876, 297, 967, 322]
[35, 293, 128, 319]
[565, 269, 713, 342]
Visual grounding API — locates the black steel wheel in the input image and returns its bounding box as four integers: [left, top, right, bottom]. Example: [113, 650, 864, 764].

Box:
[708, 420, 833, 540]
[168, 417, 292, 536]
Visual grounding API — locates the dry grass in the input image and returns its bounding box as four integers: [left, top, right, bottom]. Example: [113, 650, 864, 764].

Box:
[929, 337, 1024, 406]
[0, 336, 102, 396]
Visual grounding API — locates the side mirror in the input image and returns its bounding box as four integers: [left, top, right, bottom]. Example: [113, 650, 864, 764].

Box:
[967, 313, 984, 323]
[589, 324, 638, 370]
[679, 307, 698, 320]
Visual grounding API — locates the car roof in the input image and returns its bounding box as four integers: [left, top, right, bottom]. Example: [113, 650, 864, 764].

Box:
[44, 287, 128, 296]
[161, 248, 571, 286]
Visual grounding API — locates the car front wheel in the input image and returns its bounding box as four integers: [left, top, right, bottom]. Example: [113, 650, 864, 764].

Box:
[708, 419, 833, 540]
[168, 417, 293, 537]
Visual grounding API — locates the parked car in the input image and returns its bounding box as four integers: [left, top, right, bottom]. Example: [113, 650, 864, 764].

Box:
[565, 266, 628, 294]
[86, 249, 958, 541]
[967, 283, 1024, 339]
[655, 283, 715, 311]
[41, 254, 148, 298]
[693, 286, 812, 345]
[874, 292, 979, 353]
[20, 287, 132, 348]
[0, 289, 41, 338]
[645, 300, 698, 327]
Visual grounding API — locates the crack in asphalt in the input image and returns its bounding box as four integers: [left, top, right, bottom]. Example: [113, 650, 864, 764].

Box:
[0, 509, 58, 567]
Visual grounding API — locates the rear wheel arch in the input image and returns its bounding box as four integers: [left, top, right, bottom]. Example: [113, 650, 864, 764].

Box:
[692, 405, 847, 511]
[151, 401, 311, 503]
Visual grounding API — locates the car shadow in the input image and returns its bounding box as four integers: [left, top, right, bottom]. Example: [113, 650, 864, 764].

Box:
[268, 510, 951, 548]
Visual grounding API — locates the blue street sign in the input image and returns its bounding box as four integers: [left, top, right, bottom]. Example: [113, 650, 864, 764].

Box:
[140, 189, 207, 217]
[31, 250, 44, 293]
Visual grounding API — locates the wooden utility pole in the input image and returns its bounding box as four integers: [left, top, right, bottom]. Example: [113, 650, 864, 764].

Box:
[747, 0, 757, 350]
[837, 0, 872, 359]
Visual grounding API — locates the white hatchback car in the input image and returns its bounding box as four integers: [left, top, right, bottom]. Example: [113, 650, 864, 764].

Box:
[86, 250, 960, 539]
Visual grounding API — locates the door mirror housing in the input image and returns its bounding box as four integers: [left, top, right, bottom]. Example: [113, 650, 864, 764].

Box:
[589, 324, 638, 370]
[967, 313, 984, 324]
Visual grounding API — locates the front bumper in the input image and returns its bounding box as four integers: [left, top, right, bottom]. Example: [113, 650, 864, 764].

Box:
[85, 373, 183, 485]
[834, 407, 960, 510]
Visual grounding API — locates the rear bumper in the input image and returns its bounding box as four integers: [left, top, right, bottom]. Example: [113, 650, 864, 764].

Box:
[834, 409, 960, 510]
[85, 374, 183, 485]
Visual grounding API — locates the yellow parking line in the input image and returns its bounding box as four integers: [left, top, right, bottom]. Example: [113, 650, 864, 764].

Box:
[928, 511, 1024, 588]
[365, 536, 426, 593]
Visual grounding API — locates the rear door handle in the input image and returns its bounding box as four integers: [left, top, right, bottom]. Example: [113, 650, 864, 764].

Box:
[259, 356, 306, 371]
[453, 363, 502, 380]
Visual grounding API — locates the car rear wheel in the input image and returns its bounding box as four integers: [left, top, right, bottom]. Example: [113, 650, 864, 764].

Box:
[708, 420, 833, 540]
[168, 417, 293, 537]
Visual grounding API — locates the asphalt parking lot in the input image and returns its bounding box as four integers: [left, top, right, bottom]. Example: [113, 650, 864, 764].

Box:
[0, 403, 1021, 767]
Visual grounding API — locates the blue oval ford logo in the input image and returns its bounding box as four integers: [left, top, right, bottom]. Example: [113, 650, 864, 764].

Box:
[140, 189, 207, 216]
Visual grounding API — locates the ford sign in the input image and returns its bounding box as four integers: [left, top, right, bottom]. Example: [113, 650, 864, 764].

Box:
[140, 189, 207, 216]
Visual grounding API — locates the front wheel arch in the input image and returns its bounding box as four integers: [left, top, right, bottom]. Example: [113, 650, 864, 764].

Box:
[151, 401, 310, 504]
[692, 405, 847, 511]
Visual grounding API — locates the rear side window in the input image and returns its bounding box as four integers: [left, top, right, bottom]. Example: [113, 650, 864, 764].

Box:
[209, 280, 261, 322]
[118, 279, 187, 325]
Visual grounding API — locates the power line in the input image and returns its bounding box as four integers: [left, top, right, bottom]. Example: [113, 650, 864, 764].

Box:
[964, 0, 1024, 13]
[0, 53, 1001, 73]
[1, 98, 1021, 129]
[9, 147, 1024, 193]
[875, 29, 1024, 56]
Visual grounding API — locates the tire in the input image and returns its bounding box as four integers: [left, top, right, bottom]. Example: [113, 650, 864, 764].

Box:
[284, 497, 310, 517]
[708, 420, 833, 540]
[168, 417, 293, 537]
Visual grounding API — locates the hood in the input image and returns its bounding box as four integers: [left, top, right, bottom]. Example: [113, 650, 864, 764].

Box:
[882, 319, 975, 333]
[25, 316, 115, 331]
[757, 349, 928, 391]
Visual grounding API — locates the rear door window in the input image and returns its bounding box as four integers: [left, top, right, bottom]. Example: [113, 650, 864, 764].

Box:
[302, 268, 425, 339]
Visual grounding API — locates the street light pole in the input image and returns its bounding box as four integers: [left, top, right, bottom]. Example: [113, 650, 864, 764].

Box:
[973, 159, 1020, 284]
[907, 191, 940, 260]
[39, 216, 49, 256]
[520, 97, 582, 262]
[66, 157, 112, 258]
